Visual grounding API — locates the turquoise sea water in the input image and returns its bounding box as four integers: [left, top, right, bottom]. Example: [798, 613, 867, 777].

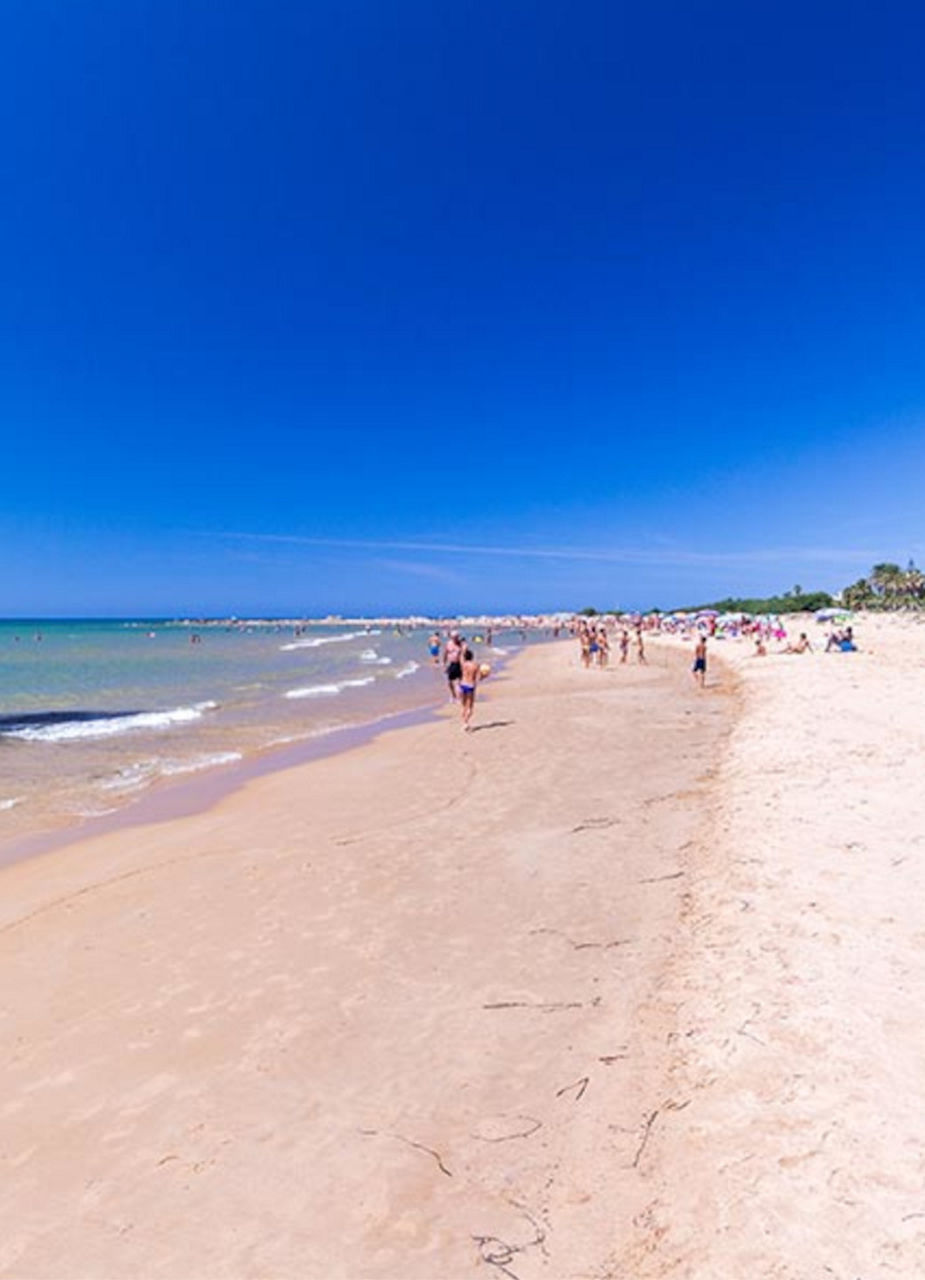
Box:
[0, 619, 530, 842]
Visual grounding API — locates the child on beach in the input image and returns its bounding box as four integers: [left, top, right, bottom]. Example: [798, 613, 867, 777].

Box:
[459, 648, 482, 731]
[692, 636, 707, 687]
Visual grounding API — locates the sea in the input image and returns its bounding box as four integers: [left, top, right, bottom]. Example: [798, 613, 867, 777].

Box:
[0, 618, 533, 846]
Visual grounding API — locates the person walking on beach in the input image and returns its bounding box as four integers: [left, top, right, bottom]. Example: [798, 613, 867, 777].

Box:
[459, 648, 482, 731]
[597, 626, 610, 667]
[579, 625, 592, 669]
[428, 631, 441, 664]
[636, 627, 647, 664]
[444, 632, 464, 699]
[619, 629, 630, 664]
[692, 635, 707, 687]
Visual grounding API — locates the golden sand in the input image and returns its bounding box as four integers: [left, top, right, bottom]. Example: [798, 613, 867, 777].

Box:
[1, 618, 923, 1277]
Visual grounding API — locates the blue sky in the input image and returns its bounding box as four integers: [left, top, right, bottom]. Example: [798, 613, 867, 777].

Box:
[2, 0, 924, 615]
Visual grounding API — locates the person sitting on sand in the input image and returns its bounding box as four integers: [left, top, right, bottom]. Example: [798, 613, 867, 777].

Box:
[754, 637, 767, 657]
[458, 648, 482, 731]
[785, 632, 813, 654]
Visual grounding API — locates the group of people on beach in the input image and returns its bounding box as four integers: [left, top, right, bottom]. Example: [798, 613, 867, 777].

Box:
[430, 630, 487, 731]
[575, 617, 711, 687]
[575, 620, 647, 669]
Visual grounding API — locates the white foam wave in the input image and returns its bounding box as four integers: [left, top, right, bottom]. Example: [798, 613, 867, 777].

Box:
[284, 677, 375, 700]
[359, 649, 392, 665]
[99, 752, 244, 793]
[279, 629, 379, 652]
[491, 646, 510, 655]
[8, 702, 216, 744]
[395, 661, 420, 679]
[0, 797, 22, 811]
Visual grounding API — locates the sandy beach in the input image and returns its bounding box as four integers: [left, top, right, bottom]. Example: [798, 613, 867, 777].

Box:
[632, 615, 925, 1279]
[1, 619, 924, 1277]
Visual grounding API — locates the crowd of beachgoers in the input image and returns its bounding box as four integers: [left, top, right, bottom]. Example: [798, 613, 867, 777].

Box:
[571, 605, 859, 685]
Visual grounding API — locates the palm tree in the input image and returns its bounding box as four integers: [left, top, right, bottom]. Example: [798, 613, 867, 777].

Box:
[870, 563, 904, 603]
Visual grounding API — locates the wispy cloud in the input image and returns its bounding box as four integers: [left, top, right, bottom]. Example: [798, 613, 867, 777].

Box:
[203, 530, 877, 569]
[375, 558, 464, 583]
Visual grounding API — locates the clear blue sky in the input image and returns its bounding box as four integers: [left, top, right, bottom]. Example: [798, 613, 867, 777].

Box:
[2, 0, 924, 615]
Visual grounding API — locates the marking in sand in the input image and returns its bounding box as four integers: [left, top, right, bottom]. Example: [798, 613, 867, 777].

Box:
[482, 997, 600, 1012]
[472, 1201, 547, 1280]
[529, 926, 631, 951]
[470, 1115, 543, 1143]
[357, 1128, 452, 1178]
[554, 1075, 589, 1101]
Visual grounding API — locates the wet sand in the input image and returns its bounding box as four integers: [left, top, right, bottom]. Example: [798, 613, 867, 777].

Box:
[0, 640, 732, 1278]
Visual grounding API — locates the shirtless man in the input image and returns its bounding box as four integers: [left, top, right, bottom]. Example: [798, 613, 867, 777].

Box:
[692, 635, 707, 687]
[785, 632, 813, 654]
[444, 632, 464, 699]
[636, 627, 647, 664]
[597, 626, 610, 667]
[458, 648, 481, 731]
[619, 629, 630, 664]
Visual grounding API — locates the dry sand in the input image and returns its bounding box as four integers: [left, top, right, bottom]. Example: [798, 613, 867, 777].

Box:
[632, 614, 925, 1279]
[1, 618, 923, 1278]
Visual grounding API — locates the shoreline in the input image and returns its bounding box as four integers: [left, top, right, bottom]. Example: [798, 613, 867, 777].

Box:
[0, 701, 440, 873]
[0, 636, 736, 1278]
[0, 645, 529, 874]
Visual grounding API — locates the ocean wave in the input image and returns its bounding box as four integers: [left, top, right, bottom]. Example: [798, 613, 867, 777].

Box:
[3, 702, 216, 743]
[359, 649, 392, 665]
[268, 725, 342, 746]
[279, 629, 380, 652]
[284, 677, 375, 699]
[0, 797, 22, 811]
[395, 661, 420, 679]
[99, 751, 244, 793]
